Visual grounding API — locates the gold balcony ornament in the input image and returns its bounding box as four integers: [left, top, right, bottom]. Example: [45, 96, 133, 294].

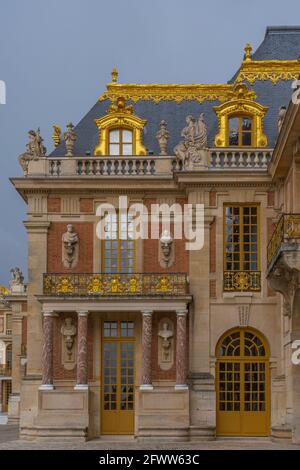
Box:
[214, 83, 268, 147]
[88, 276, 104, 294]
[223, 271, 261, 292]
[52, 125, 61, 147]
[94, 96, 147, 156]
[57, 276, 74, 294]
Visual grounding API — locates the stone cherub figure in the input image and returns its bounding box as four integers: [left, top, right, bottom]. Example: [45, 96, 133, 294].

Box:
[174, 113, 208, 169]
[18, 128, 47, 175]
[160, 230, 174, 268]
[63, 122, 76, 157]
[61, 317, 77, 359]
[62, 224, 79, 268]
[278, 106, 287, 133]
[10, 267, 26, 294]
[158, 322, 174, 362]
[156, 120, 170, 155]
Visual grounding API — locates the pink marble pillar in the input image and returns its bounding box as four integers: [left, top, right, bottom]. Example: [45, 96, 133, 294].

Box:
[175, 309, 188, 389]
[140, 310, 153, 390]
[75, 311, 89, 390]
[40, 311, 55, 390]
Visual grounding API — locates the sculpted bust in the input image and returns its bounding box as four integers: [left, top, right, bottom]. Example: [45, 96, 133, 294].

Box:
[158, 320, 174, 369]
[61, 317, 77, 359]
[62, 224, 79, 268]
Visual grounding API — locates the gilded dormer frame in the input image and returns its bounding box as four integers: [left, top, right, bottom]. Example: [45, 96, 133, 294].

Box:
[214, 84, 268, 148]
[94, 97, 147, 156]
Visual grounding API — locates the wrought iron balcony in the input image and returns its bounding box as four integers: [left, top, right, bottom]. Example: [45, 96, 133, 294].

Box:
[43, 273, 189, 297]
[267, 214, 300, 269]
[0, 364, 11, 377]
[223, 270, 261, 292]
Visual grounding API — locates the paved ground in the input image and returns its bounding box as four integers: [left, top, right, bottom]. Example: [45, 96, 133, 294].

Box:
[0, 425, 299, 449]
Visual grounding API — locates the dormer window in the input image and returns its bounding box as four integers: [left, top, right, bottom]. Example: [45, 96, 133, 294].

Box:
[228, 116, 253, 146]
[109, 129, 133, 156]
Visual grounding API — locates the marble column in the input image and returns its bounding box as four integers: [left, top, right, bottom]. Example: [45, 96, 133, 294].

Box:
[140, 310, 153, 390]
[175, 309, 188, 390]
[74, 310, 89, 390]
[39, 310, 55, 390]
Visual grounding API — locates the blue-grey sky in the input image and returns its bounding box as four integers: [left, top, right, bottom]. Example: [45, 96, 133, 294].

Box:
[0, 0, 299, 285]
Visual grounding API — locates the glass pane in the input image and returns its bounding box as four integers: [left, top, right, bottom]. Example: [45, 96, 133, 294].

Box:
[122, 144, 133, 155]
[109, 129, 120, 143]
[242, 117, 252, 130]
[242, 132, 251, 146]
[122, 129, 133, 143]
[109, 144, 120, 155]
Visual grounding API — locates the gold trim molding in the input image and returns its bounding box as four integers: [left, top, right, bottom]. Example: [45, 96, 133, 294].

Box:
[236, 59, 300, 84]
[99, 83, 234, 104]
[94, 97, 147, 156]
[214, 84, 268, 147]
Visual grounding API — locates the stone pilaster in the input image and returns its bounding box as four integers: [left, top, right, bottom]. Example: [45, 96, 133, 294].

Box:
[74, 311, 89, 390]
[39, 311, 55, 390]
[175, 309, 188, 389]
[140, 310, 153, 390]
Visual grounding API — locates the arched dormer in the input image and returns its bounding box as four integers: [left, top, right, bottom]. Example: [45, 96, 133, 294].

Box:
[214, 83, 268, 148]
[94, 97, 147, 156]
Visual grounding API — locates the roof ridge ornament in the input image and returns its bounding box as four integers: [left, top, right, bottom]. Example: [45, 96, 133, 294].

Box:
[244, 43, 252, 62]
[111, 67, 118, 83]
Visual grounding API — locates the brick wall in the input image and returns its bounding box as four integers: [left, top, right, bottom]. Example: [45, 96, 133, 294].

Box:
[47, 222, 93, 273]
[47, 197, 61, 213]
[80, 198, 94, 213]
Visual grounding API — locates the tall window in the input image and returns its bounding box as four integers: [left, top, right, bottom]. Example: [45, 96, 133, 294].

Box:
[103, 212, 135, 273]
[224, 205, 260, 291]
[109, 129, 133, 156]
[228, 116, 252, 146]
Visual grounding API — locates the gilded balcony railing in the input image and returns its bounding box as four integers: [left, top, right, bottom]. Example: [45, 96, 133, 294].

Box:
[223, 271, 261, 292]
[43, 273, 189, 297]
[0, 364, 11, 376]
[267, 214, 300, 267]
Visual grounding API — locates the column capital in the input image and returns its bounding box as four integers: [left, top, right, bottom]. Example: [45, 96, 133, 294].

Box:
[42, 309, 56, 317]
[78, 310, 89, 317]
[176, 308, 188, 317]
[141, 309, 153, 317]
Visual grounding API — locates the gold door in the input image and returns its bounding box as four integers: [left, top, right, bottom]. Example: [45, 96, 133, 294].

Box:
[101, 320, 135, 434]
[216, 328, 270, 436]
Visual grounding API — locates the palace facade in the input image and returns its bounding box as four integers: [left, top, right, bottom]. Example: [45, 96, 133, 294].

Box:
[4, 26, 300, 442]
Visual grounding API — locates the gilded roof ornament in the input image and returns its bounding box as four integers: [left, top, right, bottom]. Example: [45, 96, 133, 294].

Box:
[236, 59, 300, 84]
[244, 43, 252, 62]
[111, 67, 118, 83]
[52, 125, 61, 147]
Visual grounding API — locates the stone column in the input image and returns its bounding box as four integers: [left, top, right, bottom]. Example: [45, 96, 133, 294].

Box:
[140, 310, 153, 390]
[74, 311, 89, 390]
[175, 309, 188, 390]
[39, 310, 55, 390]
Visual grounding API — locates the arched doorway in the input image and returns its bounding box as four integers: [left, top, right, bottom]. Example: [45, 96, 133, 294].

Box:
[216, 328, 270, 436]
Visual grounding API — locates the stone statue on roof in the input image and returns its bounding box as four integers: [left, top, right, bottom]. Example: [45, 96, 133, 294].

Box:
[174, 113, 209, 170]
[18, 128, 47, 175]
[278, 106, 287, 133]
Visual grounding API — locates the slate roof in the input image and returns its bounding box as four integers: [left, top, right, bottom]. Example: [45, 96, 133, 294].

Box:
[51, 26, 300, 157]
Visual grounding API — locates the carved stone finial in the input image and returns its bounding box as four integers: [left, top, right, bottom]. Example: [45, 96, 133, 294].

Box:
[62, 224, 79, 268]
[278, 106, 287, 133]
[52, 125, 61, 147]
[10, 267, 26, 294]
[244, 42, 252, 62]
[160, 230, 174, 268]
[156, 120, 170, 155]
[174, 113, 209, 170]
[63, 122, 76, 157]
[111, 67, 118, 83]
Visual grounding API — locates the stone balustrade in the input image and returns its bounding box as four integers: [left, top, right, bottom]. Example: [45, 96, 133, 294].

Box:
[22, 148, 273, 178]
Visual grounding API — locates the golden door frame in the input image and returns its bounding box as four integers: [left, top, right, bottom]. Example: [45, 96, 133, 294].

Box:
[216, 327, 270, 436]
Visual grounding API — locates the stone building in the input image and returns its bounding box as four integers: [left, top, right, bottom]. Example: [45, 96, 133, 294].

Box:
[6, 26, 300, 442]
[0, 287, 12, 416]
